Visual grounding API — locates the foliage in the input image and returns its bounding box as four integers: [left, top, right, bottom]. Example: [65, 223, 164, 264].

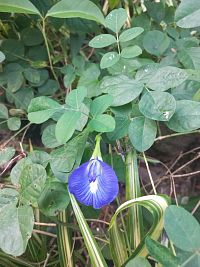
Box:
[0, 0, 200, 266]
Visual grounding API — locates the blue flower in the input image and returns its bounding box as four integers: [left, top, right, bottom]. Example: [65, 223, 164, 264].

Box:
[68, 158, 119, 209]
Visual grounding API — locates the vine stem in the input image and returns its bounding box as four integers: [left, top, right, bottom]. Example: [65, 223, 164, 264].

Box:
[41, 18, 58, 81]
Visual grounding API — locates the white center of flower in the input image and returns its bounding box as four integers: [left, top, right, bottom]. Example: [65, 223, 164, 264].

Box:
[90, 180, 98, 194]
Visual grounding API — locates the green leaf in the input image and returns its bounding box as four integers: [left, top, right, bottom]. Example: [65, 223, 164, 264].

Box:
[109, 195, 168, 267]
[145, 237, 179, 267]
[14, 87, 34, 110]
[175, 0, 200, 28]
[145, 1, 165, 24]
[178, 47, 200, 69]
[106, 116, 130, 141]
[70, 193, 108, 266]
[10, 158, 32, 186]
[38, 181, 70, 217]
[101, 75, 143, 106]
[78, 64, 100, 98]
[128, 117, 157, 152]
[0, 0, 41, 15]
[38, 79, 59, 96]
[6, 69, 24, 93]
[136, 64, 160, 84]
[121, 45, 142, 59]
[21, 27, 43, 46]
[0, 147, 15, 167]
[89, 34, 116, 48]
[23, 68, 40, 84]
[28, 150, 50, 168]
[50, 130, 88, 182]
[19, 163, 47, 206]
[0, 189, 34, 256]
[46, 0, 105, 25]
[55, 110, 81, 144]
[65, 86, 87, 110]
[7, 117, 21, 131]
[125, 257, 151, 267]
[42, 124, 61, 148]
[89, 114, 115, 132]
[167, 100, 200, 132]
[28, 96, 61, 124]
[143, 30, 170, 57]
[164, 205, 200, 252]
[63, 65, 76, 88]
[1, 39, 24, 62]
[100, 52, 120, 69]
[105, 8, 127, 33]
[90, 94, 113, 117]
[146, 66, 188, 91]
[119, 27, 144, 42]
[0, 51, 5, 63]
[0, 103, 8, 119]
[139, 91, 176, 121]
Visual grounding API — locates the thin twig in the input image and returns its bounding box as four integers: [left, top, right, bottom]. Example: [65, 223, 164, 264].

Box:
[143, 152, 157, 194]
[155, 130, 200, 142]
[34, 222, 57, 227]
[1, 122, 31, 148]
[33, 229, 57, 238]
[192, 200, 200, 215]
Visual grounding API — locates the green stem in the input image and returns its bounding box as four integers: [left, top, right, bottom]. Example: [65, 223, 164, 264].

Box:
[41, 18, 58, 81]
[57, 209, 74, 267]
[92, 135, 102, 159]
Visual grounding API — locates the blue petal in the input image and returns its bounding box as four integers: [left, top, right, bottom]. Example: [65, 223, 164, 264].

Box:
[68, 159, 119, 209]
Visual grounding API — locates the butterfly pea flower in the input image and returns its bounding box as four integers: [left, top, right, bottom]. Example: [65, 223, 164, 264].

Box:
[68, 136, 119, 209]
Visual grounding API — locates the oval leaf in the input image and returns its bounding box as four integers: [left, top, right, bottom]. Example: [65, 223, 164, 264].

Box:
[90, 94, 113, 117]
[89, 114, 115, 132]
[139, 91, 176, 121]
[175, 0, 200, 28]
[101, 75, 143, 106]
[46, 0, 105, 25]
[119, 27, 144, 42]
[28, 96, 61, 124]
[121, 45, 142, 59]
[128, 117, 157, 152]
[55, 110, 81, 144]
[146, 66, 188, 91]
[100, 52, 120, 69]
[143, 30, 170, 57]
[164, 205, 200, 252]
[105, 8, 127, 33]
[89, 34, 116, 48]
[167, 100, 200, 132]
[0, 0, 41, 15]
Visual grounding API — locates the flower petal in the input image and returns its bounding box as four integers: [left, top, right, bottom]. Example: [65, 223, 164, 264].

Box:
[68, 162, 93, 206]
[68, 160, 119, 209]
[92, 161, 119, 209]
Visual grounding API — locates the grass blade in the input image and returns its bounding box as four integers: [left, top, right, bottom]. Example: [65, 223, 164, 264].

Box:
[69, 193, 108, 267]
[126, 149, 144, 249]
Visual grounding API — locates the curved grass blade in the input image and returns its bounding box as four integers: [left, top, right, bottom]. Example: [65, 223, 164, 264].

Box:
[109, 195, 169, 267]
[69, 193, 108, 267]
